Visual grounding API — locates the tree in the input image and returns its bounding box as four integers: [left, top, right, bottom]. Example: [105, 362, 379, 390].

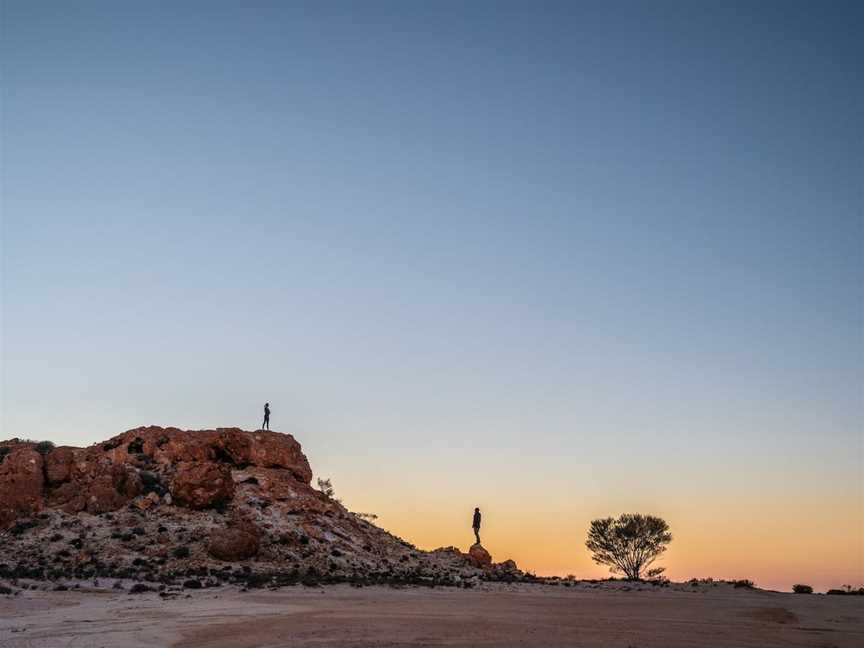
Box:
[316, 477, 341, 504]
[585, 513, 672, 580]
[317, 477, 335, 497]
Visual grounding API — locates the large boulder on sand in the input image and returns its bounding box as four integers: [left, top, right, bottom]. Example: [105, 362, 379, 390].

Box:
[467, 543, 492, 568]
[170, 462, 234, 509]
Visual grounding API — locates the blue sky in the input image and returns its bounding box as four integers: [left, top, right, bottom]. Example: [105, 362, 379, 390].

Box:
[1, 1, 862, 588]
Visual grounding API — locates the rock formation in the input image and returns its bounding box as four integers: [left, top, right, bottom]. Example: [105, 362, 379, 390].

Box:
[0, 427, 521, 589]
[468, 543, 493, 568]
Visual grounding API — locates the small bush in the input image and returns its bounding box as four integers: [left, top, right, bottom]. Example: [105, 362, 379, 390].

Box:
[127, 437, 145, 454]
[733, 579, 754, 589]
[139, 471, 166, 496]
[827, 585, 864, 596]
[0, 447, 10, 462]
[316, 477, 335, 497]
[34, 441, 55, 456]
[793, 584, 813, 594]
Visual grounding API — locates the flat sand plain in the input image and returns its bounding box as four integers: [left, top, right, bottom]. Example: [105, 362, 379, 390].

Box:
[1, 583, 862, 647]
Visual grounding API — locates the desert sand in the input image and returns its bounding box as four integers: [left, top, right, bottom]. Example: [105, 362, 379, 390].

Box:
[2, 583, 862, 648]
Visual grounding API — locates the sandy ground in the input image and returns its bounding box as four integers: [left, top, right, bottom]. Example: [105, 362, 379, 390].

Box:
[1, 583, 862, 648]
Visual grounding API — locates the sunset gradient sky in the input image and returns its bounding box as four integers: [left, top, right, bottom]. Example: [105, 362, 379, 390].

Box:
[2, 1, 862, 592]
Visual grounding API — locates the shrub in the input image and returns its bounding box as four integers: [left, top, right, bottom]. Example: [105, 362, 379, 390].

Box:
[34, 441, 55, 455]
[792, 584, 813, 594]
[827, 585, 864, 596]
[585, 513, 672, 580]
[316, 477, 342, 503]
[139, 471, 166, 496]
[0, 447, 10, 462]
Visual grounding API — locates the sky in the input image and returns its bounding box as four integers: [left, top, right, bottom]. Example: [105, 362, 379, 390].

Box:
[1, 1, 861, 592]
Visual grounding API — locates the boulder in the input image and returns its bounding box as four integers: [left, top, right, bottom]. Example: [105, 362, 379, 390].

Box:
[85, 464, 144, 514]
[467, 543, 492, 568]
[491, 559, 520, 579]
[495, 559, 518, 572]
[208, 522, 260, 561]
[170, 462, 234, 509]
[245, 431, 312, 483]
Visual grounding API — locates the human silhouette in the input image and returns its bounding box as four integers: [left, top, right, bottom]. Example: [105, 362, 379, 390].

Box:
[262, 403, 270, 431]
[472, 507, 481, 544]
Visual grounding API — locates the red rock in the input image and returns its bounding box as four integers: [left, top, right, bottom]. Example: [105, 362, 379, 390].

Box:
[170, 462, 234, 509]
[44, 446, 77, 485]
[208, 521, 260, 561]
[218, 429, 253, 464]
[245, 431, 312, 483]
[86, 464, 143, 514]
[0, 448, 44, 528]
[48, 482, 87, 513]
[233, 467, 329, 513]
[101, 427, 312, 482]
[467, 543, 492, 568]
[134, 492, 161, 511]
[0, 426, 311, 528]
[493, 559, 519, 574]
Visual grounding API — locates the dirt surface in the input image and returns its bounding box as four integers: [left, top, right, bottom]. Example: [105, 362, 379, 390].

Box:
[2, 583, 862, 647]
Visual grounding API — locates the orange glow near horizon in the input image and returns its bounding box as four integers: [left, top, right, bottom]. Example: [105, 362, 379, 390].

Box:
[362, 503, 860, 593]
[327, 450, 861, 594]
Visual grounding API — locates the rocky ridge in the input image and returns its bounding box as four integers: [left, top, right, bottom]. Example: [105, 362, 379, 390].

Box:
[0, 427, 519, 590]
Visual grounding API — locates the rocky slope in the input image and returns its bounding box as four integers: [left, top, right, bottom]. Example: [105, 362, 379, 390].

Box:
[0, 427, 519, 589]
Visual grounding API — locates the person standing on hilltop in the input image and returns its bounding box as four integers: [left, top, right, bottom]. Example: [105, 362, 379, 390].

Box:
[262, 403, 270, 431]
[472, 507, 482, 545]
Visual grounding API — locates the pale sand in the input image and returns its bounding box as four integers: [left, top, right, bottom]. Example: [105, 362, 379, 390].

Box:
[2, 584, 862, 647]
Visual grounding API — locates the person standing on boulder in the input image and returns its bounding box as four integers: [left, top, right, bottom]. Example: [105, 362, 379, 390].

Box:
[472, 507, 482, 544]
[262, 403, 270, 431]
